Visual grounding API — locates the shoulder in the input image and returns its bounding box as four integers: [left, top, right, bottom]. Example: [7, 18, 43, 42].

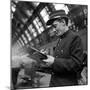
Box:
[67, 30, 82, 48]
[69, 30, 81, 40]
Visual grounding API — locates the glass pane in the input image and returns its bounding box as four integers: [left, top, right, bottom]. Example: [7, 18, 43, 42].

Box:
[22, 34, 28, 44]
[40, 8, 46, 17]
[19, 38, 24, 46]
[44, 15, 49, 23]
[40, 27, 44, 32]
[33, 19, 41, 34]
[33, 2, 40, 7]
[28, 24, 32, 31]
[32, 29, 37, 37]
[38, 22, 42, 26]
[28, 36, 31, 41]
[40, 7, 50, 23]
[28, 24, 37, 37]
[36, 17, 40, 22]
[53, 4, 69, 14]
[25, 30, 28, 36]
[25, 30, 30, 41]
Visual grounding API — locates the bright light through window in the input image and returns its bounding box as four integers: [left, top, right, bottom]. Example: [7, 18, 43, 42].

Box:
[22, 34, 28, 44]
[33, 2, 40, 7]
[28, 24, 37, 37]
[19, 38, 24, 46]
[12, 6, 16, 12]
[53, 4, 69, 14]
[33, 17, 45, 34]
[17, 40, 21, 47]
[25, 30, 32, 41]
[40, 7, 50, 23]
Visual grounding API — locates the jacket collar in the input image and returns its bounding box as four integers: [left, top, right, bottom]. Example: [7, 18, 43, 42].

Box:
[59, 30, 70, 39]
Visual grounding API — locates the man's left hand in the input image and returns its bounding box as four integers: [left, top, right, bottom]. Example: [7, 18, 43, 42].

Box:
[43, 55, 55, 66]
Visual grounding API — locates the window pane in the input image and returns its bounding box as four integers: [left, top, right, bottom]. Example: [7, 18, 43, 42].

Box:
[44, 15, 49, 22]
[32, 28, 37, 37]
[40, 7, 50, 23]
[19, 38, 24, 46]
[28, 36, 31, 41]
[33, 20, 39, 29]
[45, 6, 51, 14]
[33, 17, 44, 34]
[40, 27, 44, 32]
[38, 22, 42, 26]
[28, 24, 37, 37]
[40, 8, 46, 17]
[17, 40, 21, 47]
[28, 24, 33, 33]
[22, 34, 28, 44]
[25, 30, 32, 41]
[53, 4, 69, 14]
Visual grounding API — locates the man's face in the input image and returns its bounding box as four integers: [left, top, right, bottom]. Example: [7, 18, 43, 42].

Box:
[52, 18, 66, 36]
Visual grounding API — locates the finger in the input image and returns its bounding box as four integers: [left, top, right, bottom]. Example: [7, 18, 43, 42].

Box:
[43, 60, 48, 62]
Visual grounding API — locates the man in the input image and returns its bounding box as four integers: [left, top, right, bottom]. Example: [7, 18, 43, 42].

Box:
[42, 10, 83, 87]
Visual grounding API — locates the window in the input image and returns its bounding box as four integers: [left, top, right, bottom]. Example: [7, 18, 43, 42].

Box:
[11, 2, 16, 12]
[19, 38, 24, 46]
[40, 7, 50, 23]
[17, 40, 22, 47]
[33, 17, 44, 34]
[28, 24, 37, 37]
[53, 4, 69, 14]
[25, 30, 32, 41]
[33, 2, 40, 7]
[22, 34, 28, 44]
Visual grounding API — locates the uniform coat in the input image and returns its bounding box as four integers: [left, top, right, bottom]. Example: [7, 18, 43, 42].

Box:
[50, 30, 83, 87]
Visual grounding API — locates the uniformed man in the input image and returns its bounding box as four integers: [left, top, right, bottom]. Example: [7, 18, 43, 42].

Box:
[42, 10, 83, 87]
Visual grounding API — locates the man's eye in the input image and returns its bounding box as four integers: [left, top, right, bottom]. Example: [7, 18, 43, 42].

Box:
[52, 25, 56, 28]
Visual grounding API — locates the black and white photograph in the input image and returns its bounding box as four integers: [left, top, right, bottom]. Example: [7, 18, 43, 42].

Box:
[11, 0, 88, 89]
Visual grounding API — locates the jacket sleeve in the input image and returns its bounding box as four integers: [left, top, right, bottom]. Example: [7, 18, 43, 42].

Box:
[52, 36, 83, 74]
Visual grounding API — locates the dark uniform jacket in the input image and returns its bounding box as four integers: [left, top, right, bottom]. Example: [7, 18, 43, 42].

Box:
[50, 30, 83, 87]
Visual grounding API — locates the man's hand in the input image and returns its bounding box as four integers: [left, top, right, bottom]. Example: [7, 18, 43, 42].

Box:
[43, 55, 55, 66]
[40, 48, 49, 55]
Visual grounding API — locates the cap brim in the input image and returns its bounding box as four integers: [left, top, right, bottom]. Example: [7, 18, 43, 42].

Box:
[46, 16, 68, 26]
[46, 18, 58, 25]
